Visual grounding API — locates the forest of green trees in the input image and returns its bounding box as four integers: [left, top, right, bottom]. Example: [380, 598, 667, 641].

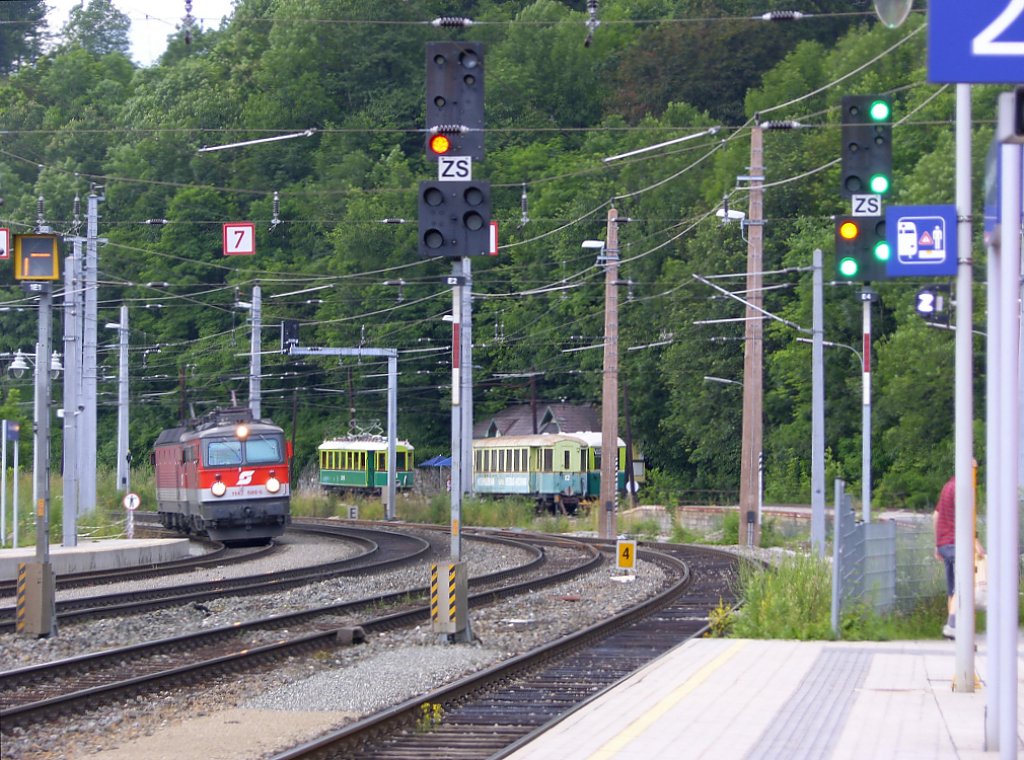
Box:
[0, 0, 1004, 509]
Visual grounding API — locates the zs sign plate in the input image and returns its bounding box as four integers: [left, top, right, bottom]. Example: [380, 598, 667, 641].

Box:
[929, 0, 1024, 83]
[438, 156, 472, 181]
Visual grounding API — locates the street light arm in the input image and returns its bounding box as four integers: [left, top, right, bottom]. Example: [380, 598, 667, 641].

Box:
[796, 336, 862, 364]
[703, 375, 742, 387]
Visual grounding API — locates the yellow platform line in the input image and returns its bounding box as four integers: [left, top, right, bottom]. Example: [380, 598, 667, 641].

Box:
[588, 640, 748, 760]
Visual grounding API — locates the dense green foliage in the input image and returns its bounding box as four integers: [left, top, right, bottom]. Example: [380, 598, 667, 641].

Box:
[731, 554, 960, 641]
[0, 1, 1000, 510]
[0, 1, 48, 74]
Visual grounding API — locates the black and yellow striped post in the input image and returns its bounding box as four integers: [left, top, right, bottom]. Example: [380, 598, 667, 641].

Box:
[430, 563, 440, 626]
[15, 561, 57, 637]
[15, 562, 27, 634]
[429, 561, 469, 638]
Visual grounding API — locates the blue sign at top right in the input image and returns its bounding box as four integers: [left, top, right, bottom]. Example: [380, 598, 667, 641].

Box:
[886, 205, 959, 277]
[929, 0, 1024, 83]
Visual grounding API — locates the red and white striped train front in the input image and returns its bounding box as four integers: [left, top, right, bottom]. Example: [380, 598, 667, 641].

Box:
[155, 411, 292, 544]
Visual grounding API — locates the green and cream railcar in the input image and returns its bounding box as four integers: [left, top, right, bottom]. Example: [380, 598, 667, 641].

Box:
[318, 437, 415, 492]
[570, 431, 646, 495]
[472, 434, 589, 512]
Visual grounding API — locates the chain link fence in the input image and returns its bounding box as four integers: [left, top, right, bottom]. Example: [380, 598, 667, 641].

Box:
[832, 481, 948, 630]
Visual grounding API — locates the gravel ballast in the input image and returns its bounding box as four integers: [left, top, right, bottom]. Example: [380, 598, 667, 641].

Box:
[0, 530, 671, 760]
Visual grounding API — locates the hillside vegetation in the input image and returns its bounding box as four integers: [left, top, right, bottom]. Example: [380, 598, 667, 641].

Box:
[0, 1, 1000, 510]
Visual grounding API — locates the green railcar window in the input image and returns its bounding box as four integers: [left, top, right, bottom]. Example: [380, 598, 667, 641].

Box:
[542, 449, 553, 472]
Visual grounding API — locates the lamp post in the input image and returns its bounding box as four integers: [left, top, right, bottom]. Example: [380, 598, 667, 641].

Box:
[4, 334, 62, 637]
[104, 305, 129, 492]
[0, 419, 21, 548]
[739, 125, 765, 548]
[597, 128, 719, 541]
[0, 351, 56, 550]
[584, 215, 621, 541]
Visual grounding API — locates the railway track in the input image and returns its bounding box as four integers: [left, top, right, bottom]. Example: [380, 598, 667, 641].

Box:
[0, 524, 429, 630]
[272, 543, 738, 760]
[0, 532, 599, 728]
[0, 535, 273, 598]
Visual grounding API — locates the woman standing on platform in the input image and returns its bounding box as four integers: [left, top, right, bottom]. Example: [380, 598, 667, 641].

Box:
[933, 464, 985, 638]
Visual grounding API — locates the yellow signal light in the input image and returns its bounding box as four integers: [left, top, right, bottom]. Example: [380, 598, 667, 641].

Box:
[429, 134, 452, 155]
[838, 221, 860, 240]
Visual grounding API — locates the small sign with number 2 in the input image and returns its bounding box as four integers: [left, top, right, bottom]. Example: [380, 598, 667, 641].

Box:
[223, 222, 256, 256]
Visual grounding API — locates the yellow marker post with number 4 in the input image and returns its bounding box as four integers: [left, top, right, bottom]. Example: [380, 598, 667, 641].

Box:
[616, 539, 637, 571]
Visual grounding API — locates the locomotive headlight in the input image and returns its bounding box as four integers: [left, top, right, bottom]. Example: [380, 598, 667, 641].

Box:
[235, 423, 249, 440]
[266, 476, 281, 494]
[211, 476, 227, 497]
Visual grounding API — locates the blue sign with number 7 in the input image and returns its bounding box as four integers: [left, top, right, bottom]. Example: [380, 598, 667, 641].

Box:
[929, 0, 1024, 83]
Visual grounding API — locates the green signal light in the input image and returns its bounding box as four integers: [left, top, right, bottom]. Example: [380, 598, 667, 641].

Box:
[868, 173, 890, 194]
[838, 257, 860, 278]
[873, 240, 891, 262]
[868, 100, 891, 121]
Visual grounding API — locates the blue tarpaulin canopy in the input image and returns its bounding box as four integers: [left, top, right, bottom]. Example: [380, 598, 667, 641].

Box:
[418, 455, 452, 468]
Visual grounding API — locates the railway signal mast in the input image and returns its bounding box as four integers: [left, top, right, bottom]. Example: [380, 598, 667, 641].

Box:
[421, 37, 490, 643]
[835, 94, 893, 524]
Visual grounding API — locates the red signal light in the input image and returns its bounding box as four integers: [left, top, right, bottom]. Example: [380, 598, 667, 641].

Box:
[429, 134, 452, 155]
[838, 220, 859, 240]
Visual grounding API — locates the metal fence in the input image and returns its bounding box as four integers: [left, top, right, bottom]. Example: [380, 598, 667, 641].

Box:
[893, 516, 947, 612]
[831, 480, 947, 633]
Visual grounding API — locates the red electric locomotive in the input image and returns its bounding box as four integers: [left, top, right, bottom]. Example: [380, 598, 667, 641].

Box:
[154, 407, 291, 544]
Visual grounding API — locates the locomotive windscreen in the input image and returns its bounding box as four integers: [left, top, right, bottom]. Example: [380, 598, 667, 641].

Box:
[246, 436, 284, 463]
[204, 435, 285, 466]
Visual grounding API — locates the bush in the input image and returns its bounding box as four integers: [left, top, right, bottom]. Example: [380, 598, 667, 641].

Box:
[720, 510, 739, 544]
[732, 553, 833, 639]
[732, 554, 964, 641]
[641, 467, 686, 506]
